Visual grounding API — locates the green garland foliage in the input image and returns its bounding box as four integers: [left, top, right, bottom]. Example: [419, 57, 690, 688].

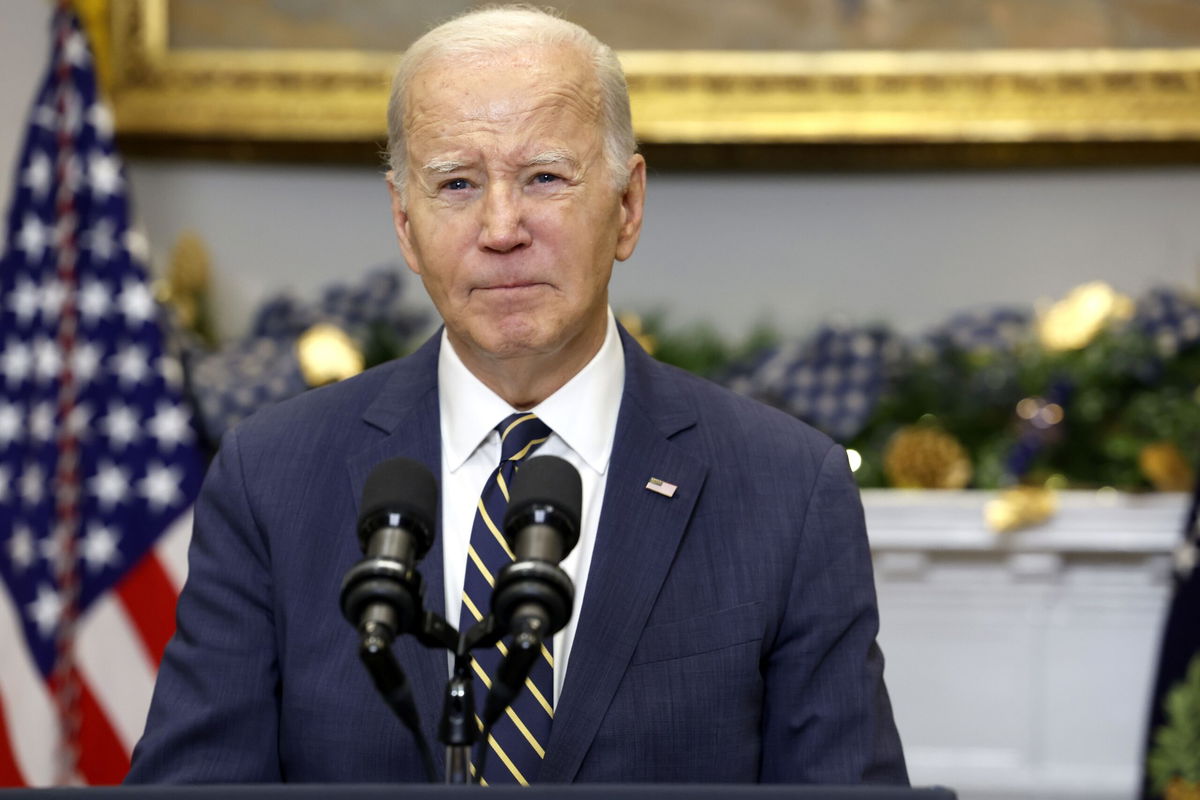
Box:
[635, 311, 779, 380]
[849, 326, 1200, 489]
[1149, 655, 1200, 796]
[642, 311, 1200, 491]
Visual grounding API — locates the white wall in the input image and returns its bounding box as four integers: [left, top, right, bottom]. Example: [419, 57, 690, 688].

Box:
[124, 161, 1200, 343]
[0, 0, 53, 213]
[5, 0, 1200, 347]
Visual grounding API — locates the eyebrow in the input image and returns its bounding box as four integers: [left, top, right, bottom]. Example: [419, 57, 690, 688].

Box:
[421, 158, 469, 174]
[524, 149, 577, 169]
[419, 150, 579, 175]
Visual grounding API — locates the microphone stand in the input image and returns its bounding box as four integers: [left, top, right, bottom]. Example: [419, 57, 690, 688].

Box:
[439, 663, 475, 785]
[438, 611, 547, 784]
[448, 614, 508, 784]
[351, 600, 521, 785]
[351, 609, 457, 783]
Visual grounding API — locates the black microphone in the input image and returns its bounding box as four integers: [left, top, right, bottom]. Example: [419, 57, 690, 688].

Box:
[338, 458, 440, 782]
[480, 455, 580, 733]
[494, 454, 581, 641]
[339, 458, 438, 641]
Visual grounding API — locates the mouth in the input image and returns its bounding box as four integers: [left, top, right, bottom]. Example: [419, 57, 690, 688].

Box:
[478, 281, 549, 292]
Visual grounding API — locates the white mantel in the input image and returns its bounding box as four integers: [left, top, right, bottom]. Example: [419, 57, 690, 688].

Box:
[861, 490, 1187, 800]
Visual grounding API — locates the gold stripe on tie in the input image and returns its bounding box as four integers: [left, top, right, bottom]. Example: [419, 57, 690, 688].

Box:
[501, 413, 539, 441]
[477, 707, 547, 759]
[524, 677, 553, 717]
[472, 649, 553, 717]
[508, 437, 548, 462]
[470, 662, 549, 753]
[467, 545, 495, 586]
[471, 715, 530, 786]
[507, 711, 546, 758]
[469, 705, 534, 784]
[487, 732, 529, 785]
[477, 498, 515, 559]
[541, 644, 554, 668]
[471, 657, 493, 689]
[462, 593, 484, 623]
[497, 470, 510, 502]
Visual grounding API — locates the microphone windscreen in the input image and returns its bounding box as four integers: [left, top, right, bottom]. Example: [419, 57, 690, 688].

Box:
[505, 455, 582, 539]
[358, 457, 438, 536]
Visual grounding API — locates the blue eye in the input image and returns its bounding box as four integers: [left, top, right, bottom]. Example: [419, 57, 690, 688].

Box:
[443, 178, 471, 191]
[534, 172, 560, 184]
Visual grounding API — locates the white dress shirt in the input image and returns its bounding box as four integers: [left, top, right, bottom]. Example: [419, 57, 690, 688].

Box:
[438, 308, 624, 704]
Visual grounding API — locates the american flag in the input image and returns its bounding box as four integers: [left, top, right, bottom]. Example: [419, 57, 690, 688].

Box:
[0, 6, 203, 786]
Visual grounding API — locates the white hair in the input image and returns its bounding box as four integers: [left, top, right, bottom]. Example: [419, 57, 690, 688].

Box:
[385, 4, 637, 199]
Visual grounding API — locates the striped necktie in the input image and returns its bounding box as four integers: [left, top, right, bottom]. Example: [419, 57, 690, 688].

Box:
[459, 412, 555, 784]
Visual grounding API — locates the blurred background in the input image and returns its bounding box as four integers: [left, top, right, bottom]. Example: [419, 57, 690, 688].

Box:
[4, 1, 1200, 345]
[2, 1, 1200, 798]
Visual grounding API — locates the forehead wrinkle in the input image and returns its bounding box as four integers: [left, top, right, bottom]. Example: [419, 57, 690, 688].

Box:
[403, 48, 607, 181]
[406, 48, 602, 129]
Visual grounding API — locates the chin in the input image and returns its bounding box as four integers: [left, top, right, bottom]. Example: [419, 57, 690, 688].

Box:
[474, 318, 557, 360]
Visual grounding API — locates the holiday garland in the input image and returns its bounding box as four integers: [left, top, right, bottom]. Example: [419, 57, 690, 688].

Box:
[1149, 655, 1200, 799]
[638, 282, 1200, 492]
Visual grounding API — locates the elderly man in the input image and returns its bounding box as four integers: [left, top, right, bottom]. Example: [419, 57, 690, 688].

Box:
[128, 6, 906, 785]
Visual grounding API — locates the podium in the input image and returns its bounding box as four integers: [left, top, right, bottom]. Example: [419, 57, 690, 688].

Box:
[3, 786, 956, 799]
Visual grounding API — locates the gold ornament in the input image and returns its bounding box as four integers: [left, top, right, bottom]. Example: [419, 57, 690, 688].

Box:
[1166, 779, 1200, 800]
[883, 425, 972, 489]
[617, 312, 656, 355]
[1036, 281, 1134, 352]
[160, 230, 216, 344]
[167, 231, 211, 296]
[984, 486, 1058, 533]
[1140, 441, 1195, 492]
[297, 323, 364, 387]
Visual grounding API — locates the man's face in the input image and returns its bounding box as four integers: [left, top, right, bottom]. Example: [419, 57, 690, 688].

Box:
[389, 44, 645, 375]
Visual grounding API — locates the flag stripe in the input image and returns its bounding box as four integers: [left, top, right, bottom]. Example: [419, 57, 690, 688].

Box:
[114, 553, 177, 666]
[0, 686, 28, 787]
[154, 509, 193, 592]
[0, 585, 58, 786]
[76, 593, 157, 752]
[76, 675, 130, 785]
[0, 7, 202, 785]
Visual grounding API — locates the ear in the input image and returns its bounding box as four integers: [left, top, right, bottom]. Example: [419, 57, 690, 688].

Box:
[614, 154, 646, 262]
[387, 172, 422, 276]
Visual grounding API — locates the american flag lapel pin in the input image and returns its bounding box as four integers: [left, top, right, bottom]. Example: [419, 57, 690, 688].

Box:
[645, 477, 678, 498]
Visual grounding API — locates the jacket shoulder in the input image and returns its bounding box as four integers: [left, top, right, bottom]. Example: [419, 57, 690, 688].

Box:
[219, 352, 428, 463]
[638, 354, 839, 468]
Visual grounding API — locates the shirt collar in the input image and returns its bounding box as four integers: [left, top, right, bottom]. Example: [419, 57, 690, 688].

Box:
[438, 308, 625, 475]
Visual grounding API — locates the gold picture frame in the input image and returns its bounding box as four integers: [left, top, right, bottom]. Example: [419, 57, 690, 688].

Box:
[97, 0, 1200, 166]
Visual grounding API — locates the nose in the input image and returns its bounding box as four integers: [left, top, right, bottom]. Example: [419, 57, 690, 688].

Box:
[477, 183, 530, 253]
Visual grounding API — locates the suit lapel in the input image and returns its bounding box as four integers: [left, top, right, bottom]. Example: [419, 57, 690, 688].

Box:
[540, 332, 709, 782]
[344, 334, 450, 775]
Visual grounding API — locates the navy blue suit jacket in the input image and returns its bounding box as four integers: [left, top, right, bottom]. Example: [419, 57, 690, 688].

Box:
[127, 328, 907, 783]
